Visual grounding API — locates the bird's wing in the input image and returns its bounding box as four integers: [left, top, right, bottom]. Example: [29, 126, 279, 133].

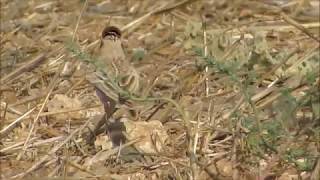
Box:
[86, 71, 120, 102]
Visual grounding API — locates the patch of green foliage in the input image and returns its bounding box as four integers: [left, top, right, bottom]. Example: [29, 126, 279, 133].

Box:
[190, 29, 319, 172]
[132, 48, 145, 62]
[284, 148, 316, 171]
[244, 117, 282, 156]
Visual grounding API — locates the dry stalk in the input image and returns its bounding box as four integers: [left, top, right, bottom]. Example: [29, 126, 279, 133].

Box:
[8, 87, 67, 108]
[17, 72, 60, 160]
[281, 12, 320, 43]
[222, 96, 244, 120]
[0, 54, 46, 84]
[5, 104, 101, 125]
[0, 107, 36, 139]
[286, 45, 319, 73]
[72, 0, 88, 42]
[65, 77, 86, 95]
[0, 137, 39, 154]
[1, 136, 63, 154]
[1, 101, 8, 120]
[121, 3, 167, 34]
[10, 119, 91, 179]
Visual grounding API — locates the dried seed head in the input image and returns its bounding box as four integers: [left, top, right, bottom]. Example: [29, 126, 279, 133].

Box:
[101, 26, 121, 40]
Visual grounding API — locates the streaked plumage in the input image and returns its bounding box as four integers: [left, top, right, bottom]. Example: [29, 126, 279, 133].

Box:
[86, 26, 140, 146]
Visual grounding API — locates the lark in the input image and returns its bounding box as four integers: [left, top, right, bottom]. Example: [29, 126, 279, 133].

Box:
[86, 26, 140, 146]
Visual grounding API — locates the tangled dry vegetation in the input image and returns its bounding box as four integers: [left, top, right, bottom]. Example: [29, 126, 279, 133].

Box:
[1, 0, 319, 179]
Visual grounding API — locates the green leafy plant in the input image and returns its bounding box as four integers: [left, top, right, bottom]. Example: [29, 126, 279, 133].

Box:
[284, 148, 316, 171]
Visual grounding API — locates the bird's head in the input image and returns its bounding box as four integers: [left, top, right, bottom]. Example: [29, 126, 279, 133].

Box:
[101, 26, 122, 41]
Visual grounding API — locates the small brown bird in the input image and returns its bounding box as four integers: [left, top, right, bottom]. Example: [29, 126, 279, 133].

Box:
[87, 26, 141, 112]
[97, 26, 139, 93]
[86, 26, 140, 146]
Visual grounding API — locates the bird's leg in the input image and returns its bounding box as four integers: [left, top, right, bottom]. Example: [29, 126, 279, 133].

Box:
[87, 87, 118, 144]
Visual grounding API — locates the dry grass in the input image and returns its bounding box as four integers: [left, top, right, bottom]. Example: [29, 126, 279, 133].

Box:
[1, 0, 319, 179]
